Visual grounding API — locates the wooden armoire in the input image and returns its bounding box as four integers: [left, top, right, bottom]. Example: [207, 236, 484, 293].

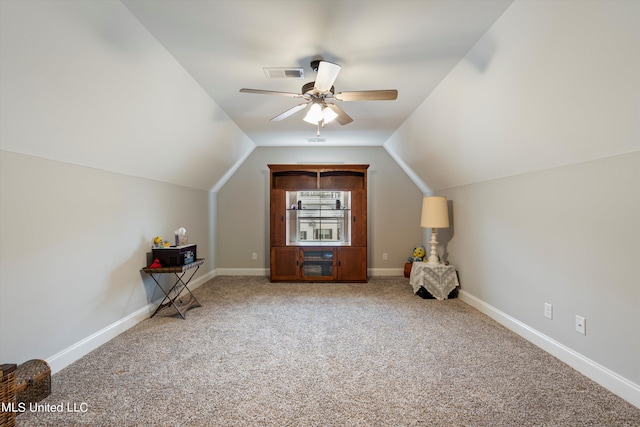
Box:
[268, 164, 368, 282]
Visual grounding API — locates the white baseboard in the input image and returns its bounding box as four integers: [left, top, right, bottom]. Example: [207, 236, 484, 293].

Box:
[368, 268, 404, 276]
[46, 270, 216, 375]
[458, 290, 640, 409]
[216, 268, 269, 276]
[216, 268, 405, 277]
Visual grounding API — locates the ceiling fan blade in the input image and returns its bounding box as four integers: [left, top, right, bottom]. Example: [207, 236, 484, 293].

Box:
[240, 88, 304, 98]
[334, 90, 398, 101]
[314, 61, 341, 93]
[270, 103, 309, 121]
[325, 104, 353, 125]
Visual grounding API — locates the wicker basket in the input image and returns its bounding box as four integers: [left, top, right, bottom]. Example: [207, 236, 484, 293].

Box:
[1, 364, 17, 427]
[15, 360, 50, 405]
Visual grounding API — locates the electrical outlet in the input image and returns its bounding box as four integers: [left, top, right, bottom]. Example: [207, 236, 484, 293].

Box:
[383, 252, 388, 261]
[544, 303, 553, 319]
[575, 315, 586, 335]
[252, 252, 258, 261]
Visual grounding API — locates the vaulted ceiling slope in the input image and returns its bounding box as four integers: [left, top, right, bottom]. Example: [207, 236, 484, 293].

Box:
[1, 0, 515, 192]
[386, 0, 640, 192]
[0, 0, 254, 192]
[2, 1, 637, 194]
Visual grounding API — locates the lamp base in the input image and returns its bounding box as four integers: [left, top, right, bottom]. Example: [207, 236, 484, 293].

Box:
[427, 228, 441, 265]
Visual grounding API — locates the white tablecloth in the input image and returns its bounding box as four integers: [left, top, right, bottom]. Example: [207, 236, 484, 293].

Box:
[409, 263, 459, 300]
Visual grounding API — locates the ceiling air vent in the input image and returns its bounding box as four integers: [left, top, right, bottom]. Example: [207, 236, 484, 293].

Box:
[263, 67, 304, 79]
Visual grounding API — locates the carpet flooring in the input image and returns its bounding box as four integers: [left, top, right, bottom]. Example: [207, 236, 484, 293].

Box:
[15, 276, 640, 426]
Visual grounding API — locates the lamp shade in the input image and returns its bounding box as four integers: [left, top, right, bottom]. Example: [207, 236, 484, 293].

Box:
[421, 196, 449, 228]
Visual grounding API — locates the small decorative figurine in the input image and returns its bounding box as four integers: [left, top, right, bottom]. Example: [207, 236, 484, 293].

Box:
[407, 246, 426, 263]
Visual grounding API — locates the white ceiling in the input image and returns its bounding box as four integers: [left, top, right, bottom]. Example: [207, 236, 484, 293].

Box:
[122, 0, 514, 147]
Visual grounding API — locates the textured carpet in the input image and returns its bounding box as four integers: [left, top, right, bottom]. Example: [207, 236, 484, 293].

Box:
[16, 276, 640, 426]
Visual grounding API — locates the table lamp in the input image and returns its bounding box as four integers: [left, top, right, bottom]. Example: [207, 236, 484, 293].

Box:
[420, 196, 449, 265]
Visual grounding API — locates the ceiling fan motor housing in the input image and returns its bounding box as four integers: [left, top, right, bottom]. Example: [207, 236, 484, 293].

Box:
[302, 81, 334, 96]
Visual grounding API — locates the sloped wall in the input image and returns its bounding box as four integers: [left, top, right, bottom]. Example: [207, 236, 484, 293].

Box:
[0, 0, 249, 370]
[386, 0, 640, 191]
[0, 0, 254, 192]
[385, 0, 640, 404]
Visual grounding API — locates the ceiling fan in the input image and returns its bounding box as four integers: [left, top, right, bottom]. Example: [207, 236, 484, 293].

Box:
[240, 60, 398, 135]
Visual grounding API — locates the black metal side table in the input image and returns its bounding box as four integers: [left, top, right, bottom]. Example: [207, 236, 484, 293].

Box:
[142, 259, 204, 319]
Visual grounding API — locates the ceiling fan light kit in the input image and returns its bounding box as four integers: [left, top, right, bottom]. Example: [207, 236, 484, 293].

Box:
[240, 59, 398, 135]
[303, 103, 324, 124]
[302, 100, 339, 125]
[322, 105, 339, 124]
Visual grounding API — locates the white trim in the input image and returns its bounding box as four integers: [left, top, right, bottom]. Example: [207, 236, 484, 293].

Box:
[209, 144, 256, 193]
[189, 269, 217, 290]
[368, 268, 404, 276]
[46, 303, 151, 374]
[216, 268, 407, 278]
[458, 290, 640, 409]
[382, 144, 432, 194]
[215, 268, 269, 276]
[46, 270, 216, 374]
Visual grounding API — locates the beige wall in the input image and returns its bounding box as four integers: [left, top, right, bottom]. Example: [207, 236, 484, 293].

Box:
[0, 151, 213, 370]
[439, 152, 640, 386]
[385, 0, 640, 405]
[216, 146, 423, 274]
[0, 0, 229, 370]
